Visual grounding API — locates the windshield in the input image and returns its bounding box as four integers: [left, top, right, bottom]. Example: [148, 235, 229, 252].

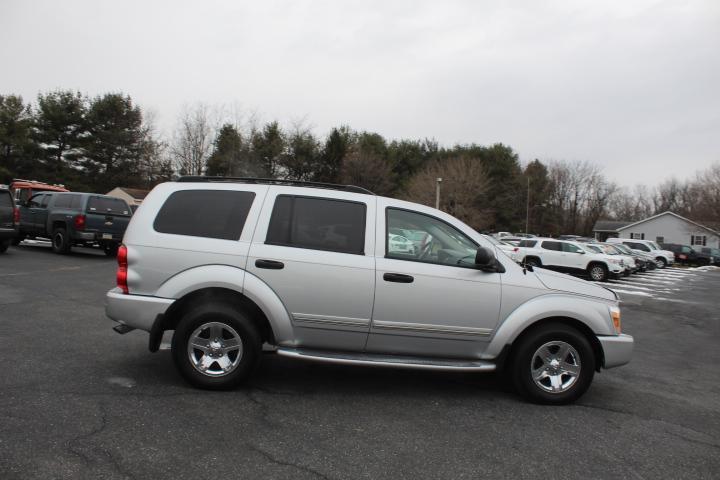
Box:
[649, 241, 661, 250]
[614, 244, 632, 255]
[584, 244, 602, 254]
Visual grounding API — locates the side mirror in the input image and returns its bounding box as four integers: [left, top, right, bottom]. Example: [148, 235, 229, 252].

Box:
[475, 247, 505, 272]
[578, 250, 585, 254]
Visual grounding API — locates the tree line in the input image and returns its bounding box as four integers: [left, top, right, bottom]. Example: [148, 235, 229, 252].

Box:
[1, 90, 718, 235]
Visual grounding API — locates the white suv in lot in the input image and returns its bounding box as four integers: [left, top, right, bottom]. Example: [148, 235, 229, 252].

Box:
[518, 238, 625, 282]
[106, 177, 633, 404]
[606, 238, 675, 268]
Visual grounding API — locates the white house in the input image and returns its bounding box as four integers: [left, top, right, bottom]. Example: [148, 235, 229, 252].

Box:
[106, 187, 149, 207]
[593, 211, 720, 249]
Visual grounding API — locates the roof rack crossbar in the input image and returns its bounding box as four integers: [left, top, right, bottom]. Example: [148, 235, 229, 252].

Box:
[177, 176, 375, 195]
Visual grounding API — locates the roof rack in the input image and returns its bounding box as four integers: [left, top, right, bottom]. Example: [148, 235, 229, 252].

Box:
[177, 176, 375, 195]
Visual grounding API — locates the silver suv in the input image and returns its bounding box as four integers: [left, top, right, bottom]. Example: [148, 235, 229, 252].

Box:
[106, 177, 633, 404]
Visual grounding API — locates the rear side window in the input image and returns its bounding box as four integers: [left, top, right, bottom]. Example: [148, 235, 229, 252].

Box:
[69, 195, 82, 209]
[54, 195, 71, 208]
[154, 190, 255, 240]
[87, 197, 130, 216]
[0, 192, 12, 207]
[541, 241, 561, 251]
[266, 195, 366, 254]
[519, 240, 537, 248]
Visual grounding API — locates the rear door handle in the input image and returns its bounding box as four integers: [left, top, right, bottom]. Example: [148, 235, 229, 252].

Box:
[383, 273, 414, 283]
[255, 259, 285, 270]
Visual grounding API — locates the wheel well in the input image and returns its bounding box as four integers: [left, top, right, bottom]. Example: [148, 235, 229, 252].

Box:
[502, 317, 604, 372]
[52, 221, 66, 232]
[524, 255, 541, 264]
[587, 261, 607, 271]
[162, 287, 275, 344]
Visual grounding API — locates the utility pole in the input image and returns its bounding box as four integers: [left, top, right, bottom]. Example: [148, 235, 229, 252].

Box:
[525, 176, 530, 233]
[435, 178, 442, 210]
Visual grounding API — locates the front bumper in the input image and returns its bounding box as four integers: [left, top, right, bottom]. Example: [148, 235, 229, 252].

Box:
[598, 333, 634, 368]
[0, 226, 18, 240]
[105, 288, 174, 332]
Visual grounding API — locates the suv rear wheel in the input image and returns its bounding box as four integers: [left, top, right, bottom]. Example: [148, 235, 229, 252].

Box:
[655, 257, 667, 269]
[524, 257, 541, 268]
[0, 239, 10, 253]
[52, 227, 71, 254]
[172, 303, 261, 389]
[511, 323, 595, 405]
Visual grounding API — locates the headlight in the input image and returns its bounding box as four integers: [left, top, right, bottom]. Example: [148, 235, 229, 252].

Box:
[609, 306, 621, 333]
[609, 258, 621, 264]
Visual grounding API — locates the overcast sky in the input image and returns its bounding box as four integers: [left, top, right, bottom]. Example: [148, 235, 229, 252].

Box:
[1, 0, 718, 186]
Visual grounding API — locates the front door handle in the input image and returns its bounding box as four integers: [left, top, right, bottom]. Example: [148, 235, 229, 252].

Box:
[255, 259, 285, 270]
[383, 273, 414, 283]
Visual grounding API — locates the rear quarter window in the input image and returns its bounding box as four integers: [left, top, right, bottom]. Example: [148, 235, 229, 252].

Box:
[518, 240, 537, 247]
[87, 197, 130, 216]
[153, 190, 255, 240]
[541, 241, 561, 251]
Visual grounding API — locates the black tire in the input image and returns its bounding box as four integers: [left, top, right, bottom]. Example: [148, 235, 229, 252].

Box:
[172, 303, 262, 390]
[587, 263, 608, 282]
[525, 257, 542, 268]
[51, 227, 71, 254]
[0, 239, 10, 253]
[511, 322, 596, 405]
[11, 235, 24, 246]
[655, 257, 667, 269]
[103, 243, 119, 257]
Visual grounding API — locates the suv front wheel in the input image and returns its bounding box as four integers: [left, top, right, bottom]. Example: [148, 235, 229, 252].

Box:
[172, 303, 261, 389]
[511, 323, 595, 405]
[587, 263, 608, 282]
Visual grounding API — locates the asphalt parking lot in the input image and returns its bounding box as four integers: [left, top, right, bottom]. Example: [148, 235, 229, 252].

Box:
[1, 243, 719, 480]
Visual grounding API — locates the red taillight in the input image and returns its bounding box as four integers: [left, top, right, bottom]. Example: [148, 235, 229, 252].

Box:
[74, 214, 86, 231]
[117, 244, 128, 294]
[513, 247, 519, 252]
[12, 207, 19, 225]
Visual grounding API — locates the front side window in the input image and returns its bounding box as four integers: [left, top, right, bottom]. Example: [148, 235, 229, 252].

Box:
[41, 195, 51, 207]
[386, 208, 477, 267]
[266, 195, 366, 254]
[154, 190, 255, 240]
[28, 194, 45, 208]
[562, 242, 583, 253]
[0, 192, 12, 207]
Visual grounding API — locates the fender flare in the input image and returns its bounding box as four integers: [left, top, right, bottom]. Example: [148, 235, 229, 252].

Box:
[483, 293, 616, 359]
[155, 264, 295, 345]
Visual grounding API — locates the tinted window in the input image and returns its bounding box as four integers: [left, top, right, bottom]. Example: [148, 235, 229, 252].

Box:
[54, 195, 71, 208]
[385, 208, 477, 266]
[87, 197, 131, 216]
[0, 191, 12, 207]
[41, 195, 51, 207]
[519, 240, 537, 247]
[562, 242, 583, 253]
[154, 190, 255, 240]
[541, 241, 562, 251]
[266, 195, 366, 254]
[69, 195, 82, 209]
[28, 194, 44, 208]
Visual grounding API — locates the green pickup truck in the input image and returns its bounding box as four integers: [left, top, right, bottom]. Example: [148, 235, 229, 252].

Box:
[17, 192, 132, 256]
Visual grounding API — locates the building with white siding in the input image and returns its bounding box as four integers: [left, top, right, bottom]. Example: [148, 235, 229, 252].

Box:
[593, 211, 720, 249]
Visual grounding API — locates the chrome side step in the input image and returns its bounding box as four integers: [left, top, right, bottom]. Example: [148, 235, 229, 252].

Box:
[275, 348, 496, 372]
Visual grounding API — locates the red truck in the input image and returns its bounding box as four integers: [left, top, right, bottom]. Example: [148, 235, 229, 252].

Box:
[9, 179, 69, 206]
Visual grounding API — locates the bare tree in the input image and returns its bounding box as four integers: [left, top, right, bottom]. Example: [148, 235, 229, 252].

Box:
[340, 144, 395, 195]
[404, 156, 492, 230]
[171, 103, 213, 176]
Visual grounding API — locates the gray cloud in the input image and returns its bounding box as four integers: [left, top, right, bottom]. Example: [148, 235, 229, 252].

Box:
[1, 0, 718, 186]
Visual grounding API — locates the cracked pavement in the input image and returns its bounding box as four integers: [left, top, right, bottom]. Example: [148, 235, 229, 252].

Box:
[1, 244, 719, 479]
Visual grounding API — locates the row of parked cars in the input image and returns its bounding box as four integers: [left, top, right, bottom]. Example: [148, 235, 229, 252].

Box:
[0, 183, 131, 256]
[492, 234, 678, 282]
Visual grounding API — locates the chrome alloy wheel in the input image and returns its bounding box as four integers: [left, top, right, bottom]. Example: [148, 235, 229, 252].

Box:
[187, 322, 243, 376]
[531, 341, 581, 393]
[589, 266, 605, 281]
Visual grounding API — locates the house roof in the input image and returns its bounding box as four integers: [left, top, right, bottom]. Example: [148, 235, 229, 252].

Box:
[592, 220, 631, 232]
[116, 187, 150, 200]
[615, 211, 720, 237]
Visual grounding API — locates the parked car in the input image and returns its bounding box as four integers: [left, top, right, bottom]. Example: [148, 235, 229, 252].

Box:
[606, 238, 674, 268]
[105, 177, 633, 405]
[0, 186, 19, 253]
[610, 243, 654, 271]
[518, 238, 625, 282]
[9, 178, 68, 206]
[558, 235, 595, 243]
[698, 247, 720, 266]
[484, 234, 520, 262]
[660, 243, 713, 266]
[585, 243, 637, 275]
[16, 192, 132, 255]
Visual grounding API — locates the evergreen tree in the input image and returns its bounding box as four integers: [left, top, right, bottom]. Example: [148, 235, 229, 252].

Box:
[34, 90, 87, 178]
[316, 126, 351, 183]
[206, 124, 244, 176]
[250, 121, 285, 177]
[0, 95, 34, 181]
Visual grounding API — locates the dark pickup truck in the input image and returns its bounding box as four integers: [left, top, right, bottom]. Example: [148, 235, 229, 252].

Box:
[0, 187, 19, 253]
[17, 192, 132, 256]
